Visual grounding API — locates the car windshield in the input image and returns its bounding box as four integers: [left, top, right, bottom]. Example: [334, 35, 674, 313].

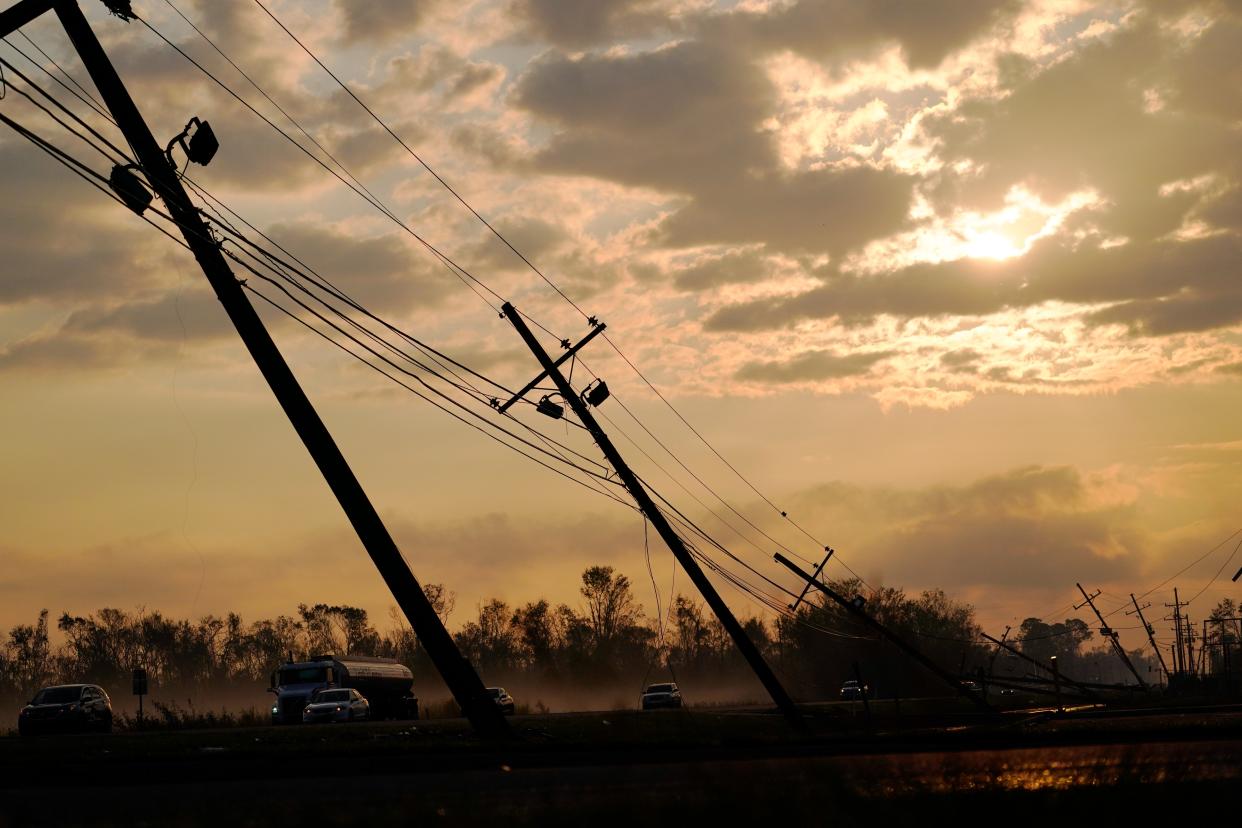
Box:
[313, 690, 350, 702]
[646, 684, 674, 693]
[279, 667, 328, 685]
[32, 687, 82, 705]
[486, 688, 501, 697]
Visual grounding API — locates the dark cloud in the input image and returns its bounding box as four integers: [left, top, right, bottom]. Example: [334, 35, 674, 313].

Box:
[940, 349, 982, 372]
[1216, 361, 1242, 375]
[788, 466, 1145, 589]
[655, 165, 914, 255]
[514, 41, 776, 191]
[0, 142, 171, 306]
[699, 0, 1022, 69]
[62, 287, 231, 343]
[333, 0, 441, 44]
[448, 62, 503, 99]
[461, 215, 570, 274]
[671, 249, 773, 292]
[0, 332, 154, 374]
[513, 42, 914, 256]
[260, 222, 454, 314]
[735, 349, 893, 384]
[510, 0, 676, 49]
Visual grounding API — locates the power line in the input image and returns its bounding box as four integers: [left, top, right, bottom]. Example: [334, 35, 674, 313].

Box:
[0, 88, 628, 516]
[239, 0, 866, 593]
[1103, 527, 1242, 619]
[136, 15, 505, 314]
[247, 0, 591, 324]
[19, 12, 872, 633]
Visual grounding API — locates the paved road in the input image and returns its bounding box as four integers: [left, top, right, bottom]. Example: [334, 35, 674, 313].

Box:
[3, 731, 1238, 827]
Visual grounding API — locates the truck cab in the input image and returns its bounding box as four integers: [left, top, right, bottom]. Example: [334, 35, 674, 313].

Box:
[270, 659, 337, 724]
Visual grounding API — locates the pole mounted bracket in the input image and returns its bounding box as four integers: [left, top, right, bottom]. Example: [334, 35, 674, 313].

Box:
[496, 308, 606, 414]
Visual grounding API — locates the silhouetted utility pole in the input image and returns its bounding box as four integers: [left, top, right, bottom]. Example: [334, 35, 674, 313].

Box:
[1128, 594, 1169, 684]
[774, 553, 991, 712]
[1185, 614, 1196, 676]
[501, 302, 803, 728]
[1076, 584, 1145, 688]
[1, 0, 507, 737]
[1165, 588, 1186, 677]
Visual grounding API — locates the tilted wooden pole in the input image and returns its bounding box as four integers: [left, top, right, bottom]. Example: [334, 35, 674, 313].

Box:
[502, 303, 804, 728]
[16, 0, 508, 737]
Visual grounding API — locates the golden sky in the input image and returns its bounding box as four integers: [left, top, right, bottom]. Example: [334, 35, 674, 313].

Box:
[2, 0, 1241, 655]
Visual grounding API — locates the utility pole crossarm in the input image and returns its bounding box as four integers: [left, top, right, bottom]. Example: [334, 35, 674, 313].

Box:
[496, 321, 606, 413]
[774, 552, 991, 712]
[501, 302, 804, 728]
[31, 0, 507, 737]
[788, 548, 832, 613]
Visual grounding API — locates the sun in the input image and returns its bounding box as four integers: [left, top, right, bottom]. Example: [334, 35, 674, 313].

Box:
[963, 230, 1024, 260]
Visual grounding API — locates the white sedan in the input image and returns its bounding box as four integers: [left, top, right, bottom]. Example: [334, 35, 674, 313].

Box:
[302, 688, 370, 723]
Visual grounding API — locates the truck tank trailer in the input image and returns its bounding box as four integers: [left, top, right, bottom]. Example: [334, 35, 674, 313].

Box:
[269, 655, 419, 724]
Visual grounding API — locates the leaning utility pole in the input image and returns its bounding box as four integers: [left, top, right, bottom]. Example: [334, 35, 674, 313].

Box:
[1127, 594, 1169, 684]
[0, 0, 507, 737]
[775, 553, 991, 712]
[500, 303, 803, 728]
[1076, 584, 1145, 688]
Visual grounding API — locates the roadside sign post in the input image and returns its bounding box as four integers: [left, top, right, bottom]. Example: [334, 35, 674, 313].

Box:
[132, 667, 147, 728]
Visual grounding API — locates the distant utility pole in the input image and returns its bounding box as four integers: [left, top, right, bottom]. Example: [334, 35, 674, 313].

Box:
[1128, 593, 1169, 684]
[774, 553, 991, 712]
[500, 303, 804, 729]
[1185, 614, 1196, 676]
[1165, 588, 1186, 677]
[0, 0, 507, 737]
[1075, 584, 1146, 688]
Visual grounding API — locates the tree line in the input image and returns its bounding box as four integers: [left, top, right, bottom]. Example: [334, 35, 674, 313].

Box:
[2, 565, 1203, 713]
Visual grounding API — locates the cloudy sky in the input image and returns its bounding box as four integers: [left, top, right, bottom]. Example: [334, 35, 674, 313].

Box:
[2, 0, 1240, 657]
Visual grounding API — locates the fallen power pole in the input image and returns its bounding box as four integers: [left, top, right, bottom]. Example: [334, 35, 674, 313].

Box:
[1127, 593, 1169, 684]
[978, 630, 1097, 698]
[0, 0, 508, 737]
[1076, 584, 1146, 689]
[501, 302, 804, 728]
[773, 552, 991, 712]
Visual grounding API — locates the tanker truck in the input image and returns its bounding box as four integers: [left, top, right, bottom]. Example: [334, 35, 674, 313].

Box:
[269, 654, 419, 724]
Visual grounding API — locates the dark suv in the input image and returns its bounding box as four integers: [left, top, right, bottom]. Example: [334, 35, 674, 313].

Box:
[18, 684, 113, 735]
